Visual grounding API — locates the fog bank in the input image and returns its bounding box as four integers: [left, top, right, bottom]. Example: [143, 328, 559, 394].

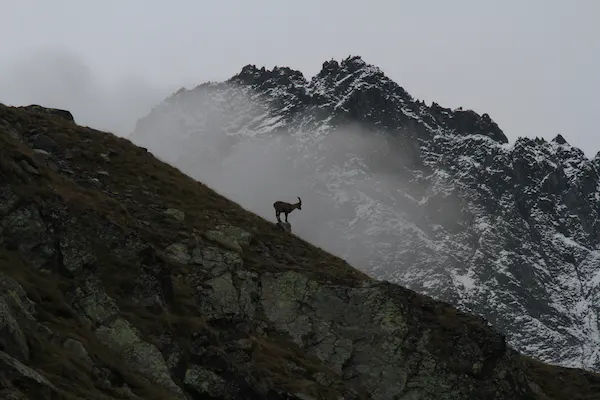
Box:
[0, 48, 176, 137]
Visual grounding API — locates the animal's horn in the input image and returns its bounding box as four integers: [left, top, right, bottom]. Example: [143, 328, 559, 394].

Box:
[297, 197, 301, 203]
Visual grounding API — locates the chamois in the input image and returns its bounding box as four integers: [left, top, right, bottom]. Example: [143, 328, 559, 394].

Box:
[273, 197, 302, 223]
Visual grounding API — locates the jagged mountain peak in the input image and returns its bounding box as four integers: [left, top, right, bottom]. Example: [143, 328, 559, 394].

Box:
[308, 56, 417, 124]
[552, 133, 568, 145]
[149, 56, 509, 147]
[339, 54, 369, 70]
[229, 63, 308, 88]
[315, 56, 507, 143]
[130, 55, 600, 375]
[314, 55, 386, 82]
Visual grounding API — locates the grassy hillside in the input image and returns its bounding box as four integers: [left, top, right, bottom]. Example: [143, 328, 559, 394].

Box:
[0, 103, 598, 399]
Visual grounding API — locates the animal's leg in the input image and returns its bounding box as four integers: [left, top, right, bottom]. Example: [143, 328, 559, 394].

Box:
[276, 211, 281, 222]
[285, 213, 289, 222]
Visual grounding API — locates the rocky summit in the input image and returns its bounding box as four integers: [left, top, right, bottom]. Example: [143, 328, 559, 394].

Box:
[130, 55, 600, 374]
[1, 106, 600, 398]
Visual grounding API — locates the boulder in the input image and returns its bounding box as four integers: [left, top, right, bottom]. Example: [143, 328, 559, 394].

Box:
[164, 208, 185, 222]
[183, 364, 237, 399]
[202, 225, 252, 254]
[0, 272, 36, 362]
[63, 338, 93, 370]
[276, 221, 292, 233]
[23, 105, 75, 123]
[95, 317, 186, 399]
[0, 350, 57, 393]
[32, 134, 59, 153]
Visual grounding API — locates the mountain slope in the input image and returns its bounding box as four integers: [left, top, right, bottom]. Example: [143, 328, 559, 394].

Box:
[5, 103, 600, 398]
[129, 56, 600, 373]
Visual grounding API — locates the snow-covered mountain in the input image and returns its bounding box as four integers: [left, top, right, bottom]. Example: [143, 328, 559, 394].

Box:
[129, 56, 600, 372]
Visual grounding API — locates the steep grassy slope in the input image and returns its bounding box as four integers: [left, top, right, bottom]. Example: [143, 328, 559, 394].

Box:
[0, 103, 598, 399]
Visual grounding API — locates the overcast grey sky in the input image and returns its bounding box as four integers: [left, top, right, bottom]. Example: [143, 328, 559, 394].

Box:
[1, 0, 598, 156]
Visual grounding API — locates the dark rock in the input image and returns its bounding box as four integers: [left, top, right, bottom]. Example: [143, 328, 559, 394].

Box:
[164, 208, 185, 221]
[0, 204, 55, 269]
[552, 134, 568, 145]
[62, 338, 93, 370]
[0, 273, 35, 362]
[0, 350, 57, 393]
[183, 364, 238, 399]
[276, 221, 291, 232]
[0, 388, 28, 399]
[23, 104, 75, 123]
[58, 226, 97, 276]
[19, 160, 39, 175]
[32, 149, 50, 156]
[32, 134, 59, 153]
[0, 185, 19, 216]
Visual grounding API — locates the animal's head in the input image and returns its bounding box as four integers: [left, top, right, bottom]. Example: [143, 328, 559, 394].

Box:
[297, 197, 302, 210]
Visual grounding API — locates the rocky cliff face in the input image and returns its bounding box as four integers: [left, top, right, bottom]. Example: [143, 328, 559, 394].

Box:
[2, 104, 600, 398]
[129, 56, 600, 373]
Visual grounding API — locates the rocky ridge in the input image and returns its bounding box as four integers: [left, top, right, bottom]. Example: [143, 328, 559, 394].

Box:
[2, 104, 600, 398]
[130, 56, 600, 373]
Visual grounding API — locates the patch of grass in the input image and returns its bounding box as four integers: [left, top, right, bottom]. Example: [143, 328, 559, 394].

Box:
[522, 355, 600, 400]
[249, 335, 367, 399]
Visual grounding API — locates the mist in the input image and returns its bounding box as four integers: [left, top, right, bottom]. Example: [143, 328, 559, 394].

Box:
[0, 48, 176, 137]
[183, 131, 413, 267]
[130, 86, 440, 272]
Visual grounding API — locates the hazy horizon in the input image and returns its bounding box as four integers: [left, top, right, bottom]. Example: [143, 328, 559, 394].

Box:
[1, 0, 599, 156]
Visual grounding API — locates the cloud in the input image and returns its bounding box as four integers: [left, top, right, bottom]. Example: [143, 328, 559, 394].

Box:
[0, 47, 176, 137]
